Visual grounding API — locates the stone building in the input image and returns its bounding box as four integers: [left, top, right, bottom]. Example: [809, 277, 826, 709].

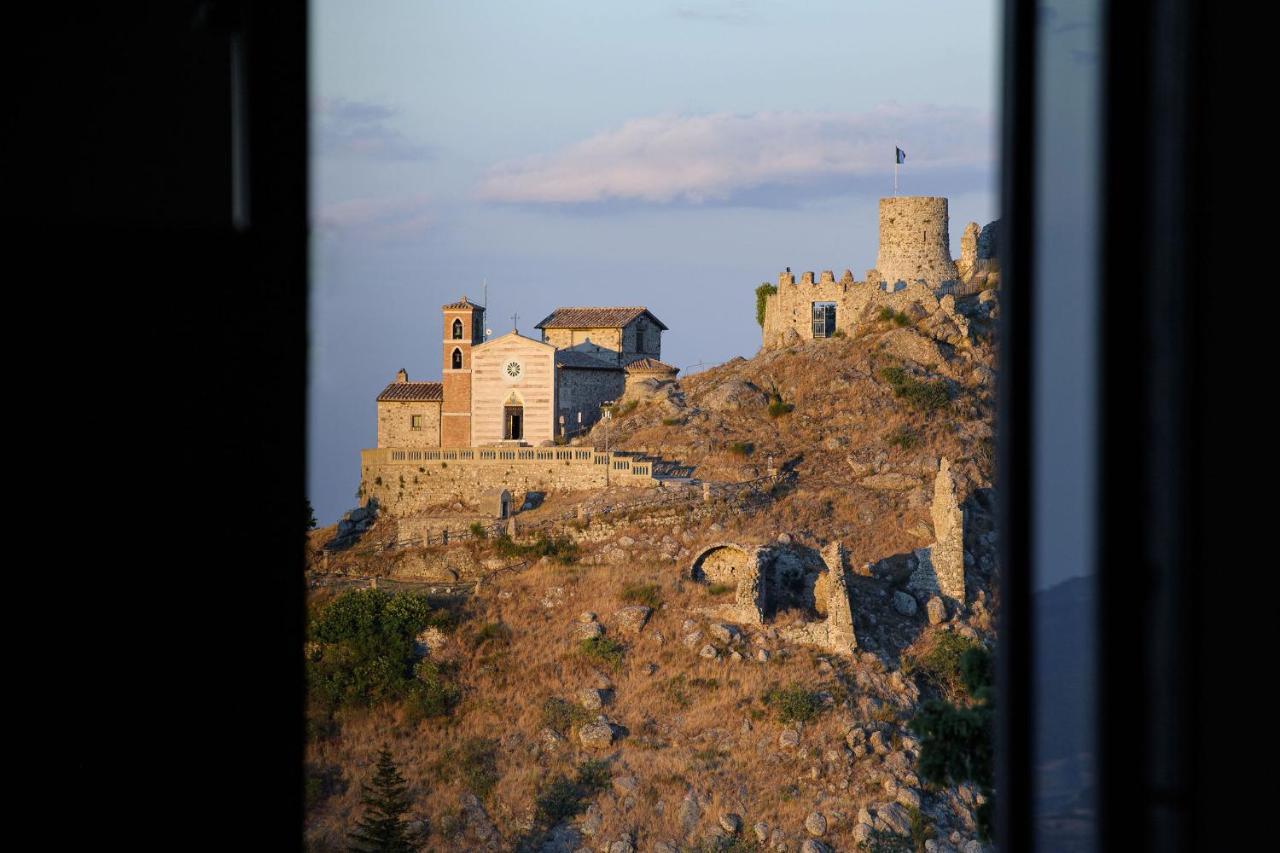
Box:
[760, 195, 999, 349]
[375, 300, 669, 448]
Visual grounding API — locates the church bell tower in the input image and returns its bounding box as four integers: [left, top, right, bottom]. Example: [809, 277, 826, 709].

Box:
[441, 297, 484, 447]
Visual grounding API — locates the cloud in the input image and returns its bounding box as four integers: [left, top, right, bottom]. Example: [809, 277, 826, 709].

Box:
[313, 97, 434, 161]
[476, 105, 993, 207]
[315, 193, 435, 242]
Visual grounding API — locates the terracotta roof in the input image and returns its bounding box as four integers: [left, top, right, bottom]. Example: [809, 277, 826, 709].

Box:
[442, 297, 483, 310]
[624, 357, 679, 374]
[535, 307, 668, 331]
[377, 382, 444, 402]
[555, 351, 622, 370]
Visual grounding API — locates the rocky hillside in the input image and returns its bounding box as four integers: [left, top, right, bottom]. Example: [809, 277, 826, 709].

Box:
[580, 290, 997, 568]
[304, 290, 1001, 853]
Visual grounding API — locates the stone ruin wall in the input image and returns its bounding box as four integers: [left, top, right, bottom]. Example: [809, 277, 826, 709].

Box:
[687, 541, 858, 656]
[907, 457, 967, 603]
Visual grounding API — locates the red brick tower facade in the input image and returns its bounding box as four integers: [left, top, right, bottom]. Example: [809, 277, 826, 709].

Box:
[441, 297, 484, 447]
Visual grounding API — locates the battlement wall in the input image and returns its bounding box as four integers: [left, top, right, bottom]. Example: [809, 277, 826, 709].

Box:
[360, 446, 663, 516]
[760, 268, 942, 350]
[876, 196, 958, 288]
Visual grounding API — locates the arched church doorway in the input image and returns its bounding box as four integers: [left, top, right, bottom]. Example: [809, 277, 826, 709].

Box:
[503, 392, 524, 440]
[504, 406, 523, 440]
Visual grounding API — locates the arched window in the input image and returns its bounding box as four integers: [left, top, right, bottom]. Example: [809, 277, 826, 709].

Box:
[451, 348, 463, 369]
[452, 318, 463, 339]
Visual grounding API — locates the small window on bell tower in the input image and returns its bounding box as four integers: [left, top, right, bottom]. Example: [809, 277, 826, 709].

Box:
[452, 318, 463, 339]
[452, 348, 463, 369]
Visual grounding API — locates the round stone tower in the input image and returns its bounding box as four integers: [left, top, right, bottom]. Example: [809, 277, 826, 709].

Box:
[874, 196, 958, 288]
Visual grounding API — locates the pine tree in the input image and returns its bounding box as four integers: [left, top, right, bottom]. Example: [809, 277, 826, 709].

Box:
[348, 746, 420, 853]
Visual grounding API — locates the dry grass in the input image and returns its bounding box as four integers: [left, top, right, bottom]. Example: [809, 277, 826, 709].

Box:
[304, 549, 929, 851]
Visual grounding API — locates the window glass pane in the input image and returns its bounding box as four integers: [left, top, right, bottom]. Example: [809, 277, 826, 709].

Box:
[1032, 0, 1100, 847]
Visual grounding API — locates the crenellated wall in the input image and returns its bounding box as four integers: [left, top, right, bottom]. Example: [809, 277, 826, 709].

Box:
[760, 269, 942, 350]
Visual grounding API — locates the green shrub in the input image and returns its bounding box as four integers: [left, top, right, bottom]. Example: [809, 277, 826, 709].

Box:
[575, 758, 611, 793]
[706, 582, 734, 596]
[433, 737, 499, 799]
[879, 366, 951, 412]
[767, 398, 794, 418]
[307, 589, 447, 713]
[903, 632, 985, 699]
[469, 521, 488, 539]
[405, 659, 461, 720]
[877, 306, 912, 326]
[762, 683, 822, 723]
[470, 621, 511, 650]
[493, 533, 580, 564]
[661, 417, 682, 426]
[541, 696, 591, 735]
[534, 759, 614, 825]
[887, 426, 918, 450]
[579, 636, 625, 669]
[755, 282, 778, 327]
[620, 582, 662, 608]
[535, 776, 581, 824]
[727, 440, 754, 456]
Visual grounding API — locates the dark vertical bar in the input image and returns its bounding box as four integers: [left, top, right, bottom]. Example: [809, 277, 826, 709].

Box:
[995, 0, 1035, 849]
[1098, 0, 1200, 848]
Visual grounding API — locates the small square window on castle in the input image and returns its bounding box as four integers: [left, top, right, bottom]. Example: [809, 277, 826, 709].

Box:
[410, 415, 424, 430]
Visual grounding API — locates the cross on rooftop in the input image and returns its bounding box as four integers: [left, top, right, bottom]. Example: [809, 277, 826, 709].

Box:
[511, 311, 519, 332]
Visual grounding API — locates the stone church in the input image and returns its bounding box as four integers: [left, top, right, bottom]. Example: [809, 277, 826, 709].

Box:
[375, 299, 672, 448]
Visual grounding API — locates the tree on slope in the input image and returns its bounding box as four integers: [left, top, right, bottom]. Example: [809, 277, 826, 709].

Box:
[348, 745, 420, 852]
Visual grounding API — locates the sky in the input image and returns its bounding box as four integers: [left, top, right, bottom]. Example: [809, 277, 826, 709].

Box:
[309, 0, 1001, 525]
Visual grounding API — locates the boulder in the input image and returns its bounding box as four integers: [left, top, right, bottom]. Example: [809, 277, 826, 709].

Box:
[875, 802, 912, 836]
[679, 791, 701, 833]
[719, 813, 742, 834]
[576, 621, 605, 640]
[613, 605, 653, 634]
[580, 804, 603, 837]
[578, 721, 615, 750]
[708, 623, 740, 643]
[893, 591, 919, 616]
[926, 596, 947, 625]
[880, 327, 948, 367]
[579, 688, 604, 711]
[805, 812, 827, 836]
[702, 378, 769, 411]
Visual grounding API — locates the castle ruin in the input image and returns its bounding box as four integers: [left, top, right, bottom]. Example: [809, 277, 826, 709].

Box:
[760, 196, 998, 349]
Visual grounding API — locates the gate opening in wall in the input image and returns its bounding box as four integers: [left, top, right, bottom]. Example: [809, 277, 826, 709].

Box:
[812, 302, 836, 338]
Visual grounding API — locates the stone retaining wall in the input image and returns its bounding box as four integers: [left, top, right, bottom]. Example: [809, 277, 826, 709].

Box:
[360, 446, 663, 516]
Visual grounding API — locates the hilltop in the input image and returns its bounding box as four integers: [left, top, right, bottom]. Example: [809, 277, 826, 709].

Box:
[304, 290, 1000, 853]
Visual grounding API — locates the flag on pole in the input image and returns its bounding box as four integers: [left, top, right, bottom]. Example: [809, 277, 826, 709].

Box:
[895, 147, 906, 164]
